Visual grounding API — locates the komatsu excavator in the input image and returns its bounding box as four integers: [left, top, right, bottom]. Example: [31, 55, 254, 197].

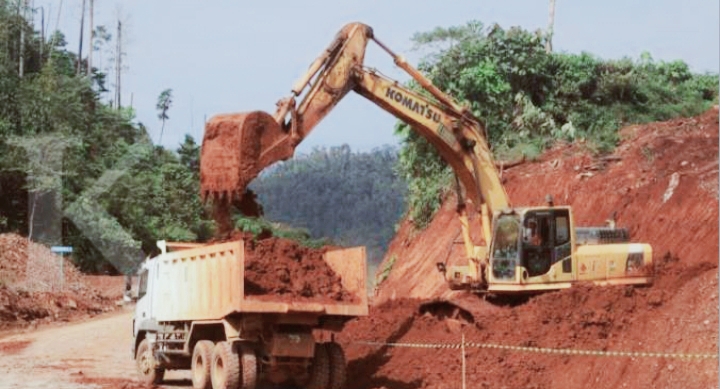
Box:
[199, 22, 653, 294]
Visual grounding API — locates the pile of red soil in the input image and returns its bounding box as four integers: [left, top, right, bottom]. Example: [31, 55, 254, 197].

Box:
[84, 275, 131, 301]
[354, 108, 718, 388]
[0, 233, 119, 331]
[341, 258, 717, 389]
[219, 231, 358, 303]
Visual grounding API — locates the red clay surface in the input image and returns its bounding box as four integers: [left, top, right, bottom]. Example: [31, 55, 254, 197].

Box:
[355, 108, 719, 389]
[217, 231, 358, 303]
[72, 376, 157, 389]
[84, 275, 129, 301]
[0, 339, 32, 354]
[0, 234, 121, 332]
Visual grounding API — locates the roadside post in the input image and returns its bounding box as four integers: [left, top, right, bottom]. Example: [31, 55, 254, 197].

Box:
[50, 246, 73, 290]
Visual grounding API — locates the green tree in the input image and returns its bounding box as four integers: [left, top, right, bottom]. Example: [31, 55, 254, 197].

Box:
[249, 145, 407, 266]
[396, 20, 719, 228]
[156, 88, 173, 143]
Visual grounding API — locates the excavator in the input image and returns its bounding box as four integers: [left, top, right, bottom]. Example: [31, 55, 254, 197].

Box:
[199, 22, 653, 294]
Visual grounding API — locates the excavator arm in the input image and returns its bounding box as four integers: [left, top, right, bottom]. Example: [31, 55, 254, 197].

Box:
[200, 22, 511, 281]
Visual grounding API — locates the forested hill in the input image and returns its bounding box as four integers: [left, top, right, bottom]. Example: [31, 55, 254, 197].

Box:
[249, 145, 407, 266]
[0, 5, 212, 274]
[0, 3, 408, 275]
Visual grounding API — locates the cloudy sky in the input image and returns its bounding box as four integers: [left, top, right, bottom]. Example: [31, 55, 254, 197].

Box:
[32, 0, 719, 154]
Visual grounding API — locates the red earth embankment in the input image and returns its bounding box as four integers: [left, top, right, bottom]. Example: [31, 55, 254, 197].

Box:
[346, 108, 718, 389]
[0, 234, 122, 332]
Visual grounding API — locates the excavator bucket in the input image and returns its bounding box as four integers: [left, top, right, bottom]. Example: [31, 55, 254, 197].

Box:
[200, 111, 294, 201]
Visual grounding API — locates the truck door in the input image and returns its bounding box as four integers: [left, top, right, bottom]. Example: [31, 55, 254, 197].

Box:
[134, 267, 151, 330]
[522, 212, 553, 277]
[522, 209, 573, 280]
[552, 209, 573, 281]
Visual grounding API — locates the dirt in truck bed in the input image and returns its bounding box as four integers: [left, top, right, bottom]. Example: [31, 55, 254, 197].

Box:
[215, 231, 359, 304]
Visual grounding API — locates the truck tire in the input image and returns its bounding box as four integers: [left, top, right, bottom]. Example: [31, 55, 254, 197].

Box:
[135, 338, 165, 385]
[211, 341, 240, 389]
[304, 344, 329, 389]
[239, 344, 258, 389]
[192, 340, 214, 389]
[325, 342, 347, 389]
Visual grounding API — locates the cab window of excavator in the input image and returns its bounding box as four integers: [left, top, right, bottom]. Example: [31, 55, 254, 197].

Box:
[523, 216, 547, 246]
[491, 215, 521, 280]
[493, 216, 521, 259]
[552, 210, 572, 272]
[555, 214, 570, 246]
[522, 212, 553, 277]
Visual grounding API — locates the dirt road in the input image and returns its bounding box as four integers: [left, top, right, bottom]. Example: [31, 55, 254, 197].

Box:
[0, 307, 189, 389]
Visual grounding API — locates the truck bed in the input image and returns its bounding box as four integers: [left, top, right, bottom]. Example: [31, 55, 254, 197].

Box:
[149, 241, 368, 322]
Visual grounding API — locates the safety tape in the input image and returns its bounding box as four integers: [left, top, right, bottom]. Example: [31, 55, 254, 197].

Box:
[353, 340, 718, 360]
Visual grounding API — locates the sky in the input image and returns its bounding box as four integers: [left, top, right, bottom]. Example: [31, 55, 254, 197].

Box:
[31, 0, 720, 155]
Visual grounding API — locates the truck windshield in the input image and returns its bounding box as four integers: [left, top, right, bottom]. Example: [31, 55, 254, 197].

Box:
[491, 215, 521, 280]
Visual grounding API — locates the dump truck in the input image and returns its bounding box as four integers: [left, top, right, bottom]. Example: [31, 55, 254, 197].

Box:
[132, 240, 367, 389]
[199, 22, 653, 295]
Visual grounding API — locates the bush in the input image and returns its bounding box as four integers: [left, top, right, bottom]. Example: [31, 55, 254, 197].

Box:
[395, 21, 719, 228]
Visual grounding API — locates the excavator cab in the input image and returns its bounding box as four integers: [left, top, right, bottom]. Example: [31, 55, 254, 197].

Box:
[489, 208, 574, 285]
[486, 206, 652, 293]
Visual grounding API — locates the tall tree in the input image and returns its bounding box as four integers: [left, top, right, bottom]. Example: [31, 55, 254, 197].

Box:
[76, 0, 86, 75]
[546, 0, 556, 53]
[114, 19, 121, 108]
[156, 88, 173, 144]
[86, 0, 93, 74]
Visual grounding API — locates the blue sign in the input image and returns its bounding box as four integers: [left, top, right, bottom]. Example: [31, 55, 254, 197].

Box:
[51, 246, 73, 254]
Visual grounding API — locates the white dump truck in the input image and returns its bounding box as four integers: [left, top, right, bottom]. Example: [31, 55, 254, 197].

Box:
[131, 240, 368, 389]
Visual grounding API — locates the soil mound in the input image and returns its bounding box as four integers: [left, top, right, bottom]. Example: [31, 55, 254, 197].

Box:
[0, 233, 118, 331]
[342, 258, 718, 389]
[375, 108, 718, 302]
[356, 108, 719, 388]
[217, 231, 358, 303]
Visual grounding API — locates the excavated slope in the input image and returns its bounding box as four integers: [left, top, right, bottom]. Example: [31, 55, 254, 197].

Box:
[342, 108, 719, 389]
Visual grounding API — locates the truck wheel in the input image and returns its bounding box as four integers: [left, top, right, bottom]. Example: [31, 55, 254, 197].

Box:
[239, 344, 258, 389]
[211, 341, 240, 389]
[135, 338, 165, 385]
[192, 340, 214, 389]
[325, 342, 347, 389]
[304, 344, 329, 389]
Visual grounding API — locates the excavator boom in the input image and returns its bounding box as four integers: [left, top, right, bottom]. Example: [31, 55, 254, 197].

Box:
[200, 22, 509, 245]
